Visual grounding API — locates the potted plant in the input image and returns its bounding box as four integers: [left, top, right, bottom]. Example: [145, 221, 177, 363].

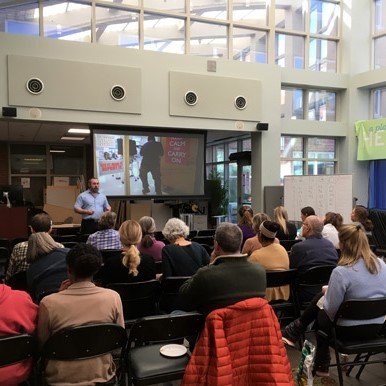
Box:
[207, 169, 229, 218]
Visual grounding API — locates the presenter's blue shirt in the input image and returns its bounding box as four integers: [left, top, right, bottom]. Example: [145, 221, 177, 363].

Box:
[74, 190, 109, 220]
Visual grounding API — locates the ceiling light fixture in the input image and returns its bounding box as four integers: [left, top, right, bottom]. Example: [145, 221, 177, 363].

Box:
[68, 128, 90, 134]
[50, 150, 66, 153]
[61, 136, 85, 141]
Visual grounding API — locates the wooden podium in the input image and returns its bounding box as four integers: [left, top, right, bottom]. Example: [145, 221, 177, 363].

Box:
[0, 206, 28, 239]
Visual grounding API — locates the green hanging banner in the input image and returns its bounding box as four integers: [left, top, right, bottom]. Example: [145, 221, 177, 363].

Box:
[355, 118, 386, 161]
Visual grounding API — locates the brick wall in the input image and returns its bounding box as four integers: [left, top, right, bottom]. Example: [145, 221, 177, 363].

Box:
[0, 142, 9, 184]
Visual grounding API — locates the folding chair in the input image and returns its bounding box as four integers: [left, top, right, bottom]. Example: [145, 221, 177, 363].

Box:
[127, 313, 204, 385]
[159, 276, 191, 313]
[191, 236, 214, 247]
[40, 323, 127, 386]
[0, 334, 36, 368]
[294, 265, 335, 310]
[107, 280, 161, 327]
[100, 249, 123, 264]
[318, 297, 386, 386]
[196, 229, 215, 237]
[266, 269, 298, 326]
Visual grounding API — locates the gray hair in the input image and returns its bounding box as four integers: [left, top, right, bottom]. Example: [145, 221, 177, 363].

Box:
[306, 215, 324, 237]
[98, 211, 117, 230]
[215, 222, 242, 253]
[162, 218, 189, 242]
[139, 216, 156, 235]
[26, 232, 62, 263]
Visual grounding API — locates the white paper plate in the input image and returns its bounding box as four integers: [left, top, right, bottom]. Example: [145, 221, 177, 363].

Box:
[159, 344, 188, 358]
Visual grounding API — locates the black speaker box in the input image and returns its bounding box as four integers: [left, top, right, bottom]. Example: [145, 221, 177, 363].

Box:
[2, 107, 17, 117]
[256, 122, 269, 131]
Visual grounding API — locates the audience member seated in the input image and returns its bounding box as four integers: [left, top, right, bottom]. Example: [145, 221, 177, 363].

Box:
[249, 221, 290, 301]
[351, 205, 374, 236]
[242, 212, 277, 256]
[274, 206, 297, 240]
[86, 211, 122, 250]
[297, 206, 316, 239]
[178, 222, 266, 315]
[290, 215, 338, 302]
[5, 212, 63, 281]
[26, 232, 68, 302]
[161, 218, 209, 278]
[237, 205, 255, 247]
[0, 283, 38, 385]
[137, 216, 165, 262]
[322, 212, 343, 249]
[282, 224, 386, 377]
[96, 220, 156, 285]
[37, 243, 124, 385]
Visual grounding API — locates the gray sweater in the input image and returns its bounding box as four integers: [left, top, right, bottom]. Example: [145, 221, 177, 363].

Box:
[324, 257, 386, 326]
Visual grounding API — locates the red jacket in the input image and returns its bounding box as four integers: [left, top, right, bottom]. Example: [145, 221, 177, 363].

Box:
[0, 284, 38, 386]
[182, 297, 294, 386]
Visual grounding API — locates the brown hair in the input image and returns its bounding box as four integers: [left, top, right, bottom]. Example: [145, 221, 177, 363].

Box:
[252, 213, 271, 233]
[119, 220, 142, 276]
[238, 205, 253, 227]
[338, 224, 379, 274]
[324, 212, 343, 230]
[352, 206, 373, 232]
[139, 216, 156, 249]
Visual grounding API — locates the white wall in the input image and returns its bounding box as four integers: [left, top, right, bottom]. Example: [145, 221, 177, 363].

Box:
[0, 20, 381, 210]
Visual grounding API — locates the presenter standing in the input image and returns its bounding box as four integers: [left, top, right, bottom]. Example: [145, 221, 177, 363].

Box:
[139, 136, 164, 195]
[74, 178, 111, 234]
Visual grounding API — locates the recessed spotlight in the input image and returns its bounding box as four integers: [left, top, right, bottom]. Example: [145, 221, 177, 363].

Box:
[61, 136, 85, 141]
[68, 128, 90, 134]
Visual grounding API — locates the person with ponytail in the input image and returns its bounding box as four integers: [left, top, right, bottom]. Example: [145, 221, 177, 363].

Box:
[237, 205, 255, 246]
[137, 216, 165, 262]
[96, 220, 156, 285]
[282, 223, 386, 377]
[351, 205, 374, 235]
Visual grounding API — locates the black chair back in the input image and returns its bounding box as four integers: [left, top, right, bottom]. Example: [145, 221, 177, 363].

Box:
[77, 234, 91, 243]
[41, 323, 127, 361]
[54, 234, 78, 243]
[6, 270, 28, 291]
[266, 269, 298, 288]
[188, 230, 198, 240]
[100, 249, 123, 264]
[297, 265, 335, 286]
[280, 239, 301, 251]
[159, 276, 191, 313]
[197, 229, 215, 237]
[0, 238, 10, 252]
[0, 334, 36, 367]
[334, 297, 386, 322]
[129, 313, 204, 346]
[61, 241, 78, 249]
[191, 236, 214, 247]
[107, 280, 161, 324]
[155, 260, 162, 274]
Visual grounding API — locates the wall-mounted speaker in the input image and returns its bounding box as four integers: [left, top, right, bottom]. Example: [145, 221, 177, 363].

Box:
[184, 91, 198, 106]
[110, 85, 126, 101]
[26, 78, 44, 95]
[2, 107, 17, 117]
[256, 122, 269, 131]
[234, 95, 247, 110]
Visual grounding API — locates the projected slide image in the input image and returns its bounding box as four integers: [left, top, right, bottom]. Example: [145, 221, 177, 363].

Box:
[94, 129, 205, 198]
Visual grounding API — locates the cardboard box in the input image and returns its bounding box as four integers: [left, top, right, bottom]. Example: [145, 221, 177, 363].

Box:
[43, 203, 82, 224]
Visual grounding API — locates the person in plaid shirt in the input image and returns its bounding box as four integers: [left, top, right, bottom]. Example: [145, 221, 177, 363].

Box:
[86, 211, 122, 250]
[5, 212, 63, 281]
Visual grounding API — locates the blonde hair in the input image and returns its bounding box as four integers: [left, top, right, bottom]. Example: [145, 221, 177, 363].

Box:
[338, 224, 380, 274]
[274, 206, 289, 235]
[26, 232, 62, 263]
[252, 213, 271, 233]
[119, 220, 142, 276]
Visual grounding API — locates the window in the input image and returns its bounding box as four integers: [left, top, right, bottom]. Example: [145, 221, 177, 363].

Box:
[1, 1, 341, 71]
[372, 87, 386, 118]
[374, 0, 386, 68]
[281, 87, 337, 121]
[280, 136, 337, 183]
